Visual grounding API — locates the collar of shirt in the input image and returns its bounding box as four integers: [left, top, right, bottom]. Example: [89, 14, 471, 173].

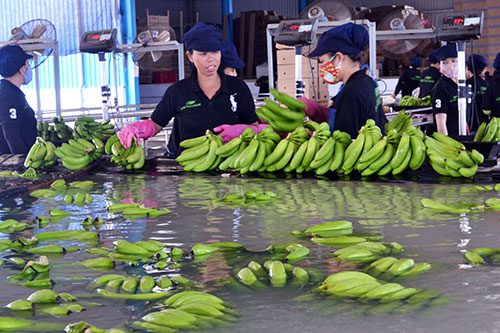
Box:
[188, 69, 229, 94]
[344, 69, 365, 85]
[0, 79, 25, 97]
[442, 75, 457, 88]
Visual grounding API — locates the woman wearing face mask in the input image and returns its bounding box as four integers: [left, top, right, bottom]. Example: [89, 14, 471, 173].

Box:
[301, 23, 387, 138]
[117, 23, 263, 157]
[0, 45, 37, 154]
[431, 44, 461, 136]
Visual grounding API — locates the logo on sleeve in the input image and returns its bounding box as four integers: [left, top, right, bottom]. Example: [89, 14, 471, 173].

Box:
[9, 108, 17, 119]
[180, 100, 201, 111]
[229, 93, 238, 112]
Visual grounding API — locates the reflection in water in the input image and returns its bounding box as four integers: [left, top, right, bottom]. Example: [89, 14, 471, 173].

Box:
[0, 173, 500, 332]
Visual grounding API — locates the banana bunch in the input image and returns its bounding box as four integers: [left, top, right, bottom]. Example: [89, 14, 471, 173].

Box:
[317, 271, 445, 307]
[6, 256, 54, 289]
[385, 110, 412, 138]
[176, 130, 223, 172]
[54, 137, 102, 171]
[88, 273, 172, 300]
[235, 260, 312, 288]
[282, 122, 328, 174]
[425, 132, 483, 178]
[73, 116, 115, 140]
[474, 117, 500, 142]
[24, 137, 57, 169]
[308, 129, 350, 175]
[260, 126, 310, 173]
[464, 247, 500, 266]
[106, 203, 170, 218]
[340, 119, 383, 175]
[229, 127, 281, 174]
[364, 257, 431, 279]
[293, 220, 354, 238]
[131, 291, 239, 331]
[0, 219, 29, 233]
[399, 95, 431, 107]
[333, 242, 393, 263]
[65, 322, 124, 333]
[106, 135, 145, 170]
[216, 127, 256, 171]
[37, 116, 73, 142]
[256, 89, 306, 132]
[64, 192, 93, 205]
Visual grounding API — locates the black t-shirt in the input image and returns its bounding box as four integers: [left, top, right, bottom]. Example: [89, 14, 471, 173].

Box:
[432, 76, 460, 136]
[484, 71, 500, 118]
[333, 70, 387, 138]
[419, 66, 441, 98]
[394, 67, 421, 97]
[466, 74, 488, 130]
[0, 79, 37, 154]
[151, 71, 258, 156]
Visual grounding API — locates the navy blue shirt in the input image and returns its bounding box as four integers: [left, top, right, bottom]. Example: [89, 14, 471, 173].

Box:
[419, 66, 441, 98]
[484, 71, 500, 118]
[394, 67, 421, 97]
[432, 76, 459, 136]
[466, 74, 488, 131]
[151, 71, 258, 156]
[333, 69, 387, 138]
[0, 79, 36, 154]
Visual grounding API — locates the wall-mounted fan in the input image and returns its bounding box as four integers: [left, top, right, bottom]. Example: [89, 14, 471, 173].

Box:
[9, 18, 57, 69]
[133, 27, 176, 63]
[299, 0, 357, 22]
[360, 6, 435, 62]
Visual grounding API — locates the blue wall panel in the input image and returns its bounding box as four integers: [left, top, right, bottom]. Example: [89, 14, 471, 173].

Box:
[0, 0, 123, 90]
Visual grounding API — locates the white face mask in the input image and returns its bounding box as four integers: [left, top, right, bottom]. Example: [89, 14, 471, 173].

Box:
[440, 61, 458, 80]
[23, 65, 32, 85]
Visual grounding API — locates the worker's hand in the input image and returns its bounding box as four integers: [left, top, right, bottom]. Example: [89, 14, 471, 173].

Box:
[213, 124, 268, 143]
[298, 97, 329, 123]
[117, 119, 157, 148]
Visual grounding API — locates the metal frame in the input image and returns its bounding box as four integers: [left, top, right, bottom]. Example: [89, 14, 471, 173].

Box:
[267, 20, 378, 92]
[115, 40, 185, 81]
[0, 38, 62, 119]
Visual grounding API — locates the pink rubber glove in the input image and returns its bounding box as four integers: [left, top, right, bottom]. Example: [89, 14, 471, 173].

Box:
[298, 97, 329, 123]
[213, 124, 268, 143]
[117, 119, 157, 148]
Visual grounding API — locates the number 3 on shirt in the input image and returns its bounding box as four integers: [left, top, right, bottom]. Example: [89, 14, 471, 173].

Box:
[434, 99, 441, 108]
[9, 108, 17, 119]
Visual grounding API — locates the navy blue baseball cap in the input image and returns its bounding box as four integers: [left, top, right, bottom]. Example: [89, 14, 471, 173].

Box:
[308, 23, 368, 58]
[183, 22, 222, 52]
[221, 40, 245, 69]
[466, 54, 487, 73]
[410, 56, 422, 68]
[437, 44, 457, 61]
[494, 53, 500, 70]
[0, 45, 33, 78]
[428, 50, 439, 64]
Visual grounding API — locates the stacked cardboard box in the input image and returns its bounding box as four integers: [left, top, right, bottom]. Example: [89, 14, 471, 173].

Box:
[276, 44, 329, 102]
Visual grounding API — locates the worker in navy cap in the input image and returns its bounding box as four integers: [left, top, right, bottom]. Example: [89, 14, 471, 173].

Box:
[419, 50, 441, 98]
[393, 56, 421, 98]
[0, 45, 37, 154]
[302, 22, 386, 137]
[465, 54, 489, 130]
[432, 43, 462, 136]
[220, 40, 245, 77]
[484, 53, 500, 118]
[117, 22, 262, 157]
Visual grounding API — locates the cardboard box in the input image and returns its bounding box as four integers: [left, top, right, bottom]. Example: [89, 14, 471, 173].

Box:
[277, 64, 317, 81]
[277, 78, 327, 100]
